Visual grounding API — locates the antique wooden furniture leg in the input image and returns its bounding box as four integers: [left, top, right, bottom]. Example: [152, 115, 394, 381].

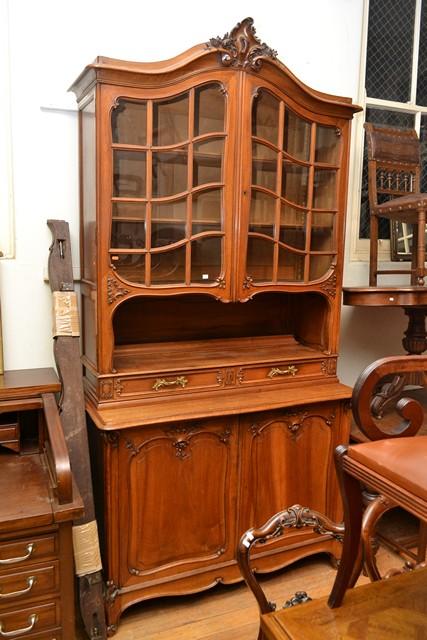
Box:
[48, 219, 107, 640]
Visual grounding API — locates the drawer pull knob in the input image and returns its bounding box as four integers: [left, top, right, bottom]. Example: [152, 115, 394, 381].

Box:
[153, 376, 188, 391]
[0, 614, 37, 637]
[0, 544, 35, 565]
[268, 365, 298, 378]
[0, 576, 36, 599]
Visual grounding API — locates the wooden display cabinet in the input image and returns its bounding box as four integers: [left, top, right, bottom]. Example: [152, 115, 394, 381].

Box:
[70, 18, 360, 633]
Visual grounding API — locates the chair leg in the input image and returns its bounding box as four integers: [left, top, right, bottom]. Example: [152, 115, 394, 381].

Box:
[328, 446, 364, 608]
[362, 495, 394, 581]
[369, 214, 379, 286]
[417, 521, 427, 564]
[416, 208, 426, 285]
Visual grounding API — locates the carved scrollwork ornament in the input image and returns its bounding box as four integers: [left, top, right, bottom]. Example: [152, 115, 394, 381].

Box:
[208, 17, 277, 71]
[105, 581, 120, 603]
[320, 273, 337, 298]
[107, 275, 129, 304]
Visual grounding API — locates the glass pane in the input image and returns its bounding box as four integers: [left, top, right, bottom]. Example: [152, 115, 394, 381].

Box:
[359, 109, 415, 239]
[113, 254, 145, 284]
[195, 84, 225, 136]
[153, 94, 189, 146]
[282, 162, 309, 206]
[193, 139, 224, 187]
[112, 202, 146, 220]
[309, 255, 334, 281]
[152, 149, 187, 197]
[151, 223, 186, 248]
[252, 90, 280, 145]
[252, 143, 277, 191]
[249, 191, 275, 237]
[311, 213, 335, 251]
[284, 109, 311, 161]
[192, 189, 222, 233]
[111, 221, 145, 249]
[191, 237, 222, 283]
[280, 204, 306, 249]
[417, 2, 427, 105]
[315, 126, 340, 164]
[313, 170, 336, 209]
[246, 237, 274, 282]
[278, 248, 305, 282]
[151, 246, 186, 284]
[366, 0, 415, 102]
[152, 200, 187, 247]
[113, 151, 146, 197]
[112, 100, 147, 145]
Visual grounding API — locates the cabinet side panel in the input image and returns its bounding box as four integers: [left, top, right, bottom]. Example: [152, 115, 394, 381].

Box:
[81, 93, 97, 285]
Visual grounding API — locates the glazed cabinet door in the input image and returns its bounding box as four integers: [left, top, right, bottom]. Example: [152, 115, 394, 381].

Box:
[238, 401, 350, 537]
[101, 74, 238, 300]
[236, 76, 349, 297]
[115, 417, 238, 593]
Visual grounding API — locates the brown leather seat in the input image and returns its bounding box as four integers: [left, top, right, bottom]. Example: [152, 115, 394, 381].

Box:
[348, 436, 427, 502]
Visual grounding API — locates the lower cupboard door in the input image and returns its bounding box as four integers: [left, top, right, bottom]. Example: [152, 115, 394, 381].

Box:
[117, 418, 238, 587]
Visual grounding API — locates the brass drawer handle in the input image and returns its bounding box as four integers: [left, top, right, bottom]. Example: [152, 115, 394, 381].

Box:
[153, 376, 188, 391]
[268, 365, 298, 378]
[0, 544, 35, 565]
[0, 576, 36, 599]
[0, 614, 37, 637]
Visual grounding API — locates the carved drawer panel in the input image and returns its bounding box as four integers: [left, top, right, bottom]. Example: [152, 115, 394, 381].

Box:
[107, 369, 227, 400]
[237, 358, 336, 386]
[0, 536, 58, 570]
[0, 562, 59, 609]
[0, 600, 60, 637]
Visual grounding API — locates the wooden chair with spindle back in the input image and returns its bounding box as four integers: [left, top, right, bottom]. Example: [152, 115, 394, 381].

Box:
[365, 123, 427, 286]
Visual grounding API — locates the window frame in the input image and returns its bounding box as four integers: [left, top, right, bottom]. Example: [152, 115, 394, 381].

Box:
[349, 0, 427, 262]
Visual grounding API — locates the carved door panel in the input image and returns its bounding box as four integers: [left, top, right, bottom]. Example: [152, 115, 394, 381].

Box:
[116, 418, 238, 589]
[238, 401, 349, 537]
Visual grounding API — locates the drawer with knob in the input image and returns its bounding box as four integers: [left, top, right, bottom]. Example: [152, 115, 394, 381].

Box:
[0, 563, 59, 608]
[236, 358, 334, 387]
[0, 537, 57, 570]
[0, 600, 60, 638]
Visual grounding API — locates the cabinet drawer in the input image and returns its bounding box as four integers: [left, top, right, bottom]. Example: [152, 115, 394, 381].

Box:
[0, 601, 60, 637]
[0, 563, 59, 608]
[237, 359, 330, 386]
[112, 369, 225, 400]
[0, 424, 19, 443]
[0, 536, 57, 570]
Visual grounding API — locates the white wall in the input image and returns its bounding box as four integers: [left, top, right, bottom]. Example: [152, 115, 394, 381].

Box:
[1, 0, 398, 386]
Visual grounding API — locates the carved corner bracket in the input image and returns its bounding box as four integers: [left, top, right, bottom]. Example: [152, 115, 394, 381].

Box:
[207, 17, 277, 71]
[107, 275, 129, 305]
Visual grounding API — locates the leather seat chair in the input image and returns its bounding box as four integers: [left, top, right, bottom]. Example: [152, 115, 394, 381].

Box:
[329, 353, 427, 607]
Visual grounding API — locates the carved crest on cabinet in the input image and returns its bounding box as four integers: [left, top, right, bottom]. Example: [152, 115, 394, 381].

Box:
[107, 275, 129, 304]
[250, 410, 336, 440]
[208, 17, 277, 71]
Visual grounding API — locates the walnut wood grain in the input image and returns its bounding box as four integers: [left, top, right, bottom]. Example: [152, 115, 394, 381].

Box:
[262, 567, 427, 640]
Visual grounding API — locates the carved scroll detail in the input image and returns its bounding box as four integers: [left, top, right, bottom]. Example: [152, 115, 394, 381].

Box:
[320, 273, 337, 298]
[208, 17, 277, 71]
[107, 275, 129, 304]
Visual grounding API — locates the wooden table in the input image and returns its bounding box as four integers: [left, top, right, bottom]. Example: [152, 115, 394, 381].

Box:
[261, 567, 427, 639]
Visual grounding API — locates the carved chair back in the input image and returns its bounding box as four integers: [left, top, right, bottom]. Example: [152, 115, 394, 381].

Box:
[364, 123, 421, 210]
